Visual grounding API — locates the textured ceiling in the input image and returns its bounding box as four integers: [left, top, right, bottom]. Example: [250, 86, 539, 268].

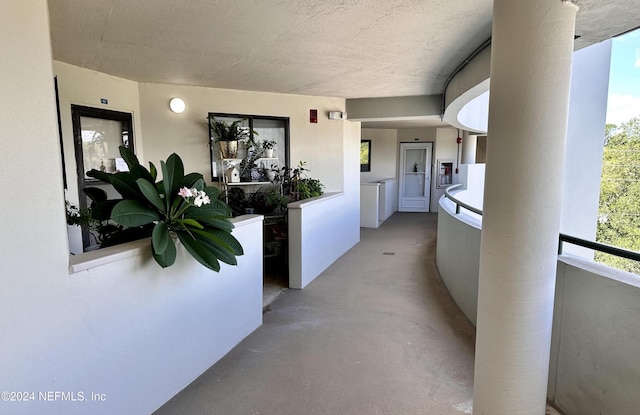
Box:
[49, 0, 494, 98]
[49, 1, 640, 103]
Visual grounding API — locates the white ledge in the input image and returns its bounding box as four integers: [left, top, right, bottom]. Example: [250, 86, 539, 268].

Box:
[559, 253, 640, 289]
[287, 192, 343, 209]
[68, 215, 263, 274]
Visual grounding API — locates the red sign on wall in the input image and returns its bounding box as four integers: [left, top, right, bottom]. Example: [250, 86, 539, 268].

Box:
[310, 109, 318, 123]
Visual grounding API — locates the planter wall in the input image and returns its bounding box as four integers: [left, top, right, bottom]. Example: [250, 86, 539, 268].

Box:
[288, 192, 359, 289]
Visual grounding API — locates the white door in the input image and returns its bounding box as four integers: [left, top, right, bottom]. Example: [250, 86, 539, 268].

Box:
[398, 142, 432, 212]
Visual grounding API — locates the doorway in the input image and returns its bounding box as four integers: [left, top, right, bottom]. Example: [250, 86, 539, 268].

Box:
[398, 142, 432, 212]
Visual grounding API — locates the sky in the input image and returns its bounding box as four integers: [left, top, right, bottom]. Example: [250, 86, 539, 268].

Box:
[606, 28, 640, 125]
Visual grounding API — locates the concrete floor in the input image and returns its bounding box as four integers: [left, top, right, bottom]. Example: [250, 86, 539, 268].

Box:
[153, 212, 479, 414]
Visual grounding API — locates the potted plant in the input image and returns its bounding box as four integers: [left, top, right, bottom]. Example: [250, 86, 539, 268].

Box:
[262, 140, 277, 158]
[209, 117, 254, 159]
[239, 138, 265, 181]
[85, 146, 243, 271]
[271, 161, 324, 203]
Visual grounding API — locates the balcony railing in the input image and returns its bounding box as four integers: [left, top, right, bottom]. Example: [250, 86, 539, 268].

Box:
[444, 184, 640, 263]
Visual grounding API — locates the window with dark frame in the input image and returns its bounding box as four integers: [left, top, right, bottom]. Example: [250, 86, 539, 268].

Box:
[208, 112, 290, 182]
[71, 104, 134, 251]
[360, 140, 371, 172]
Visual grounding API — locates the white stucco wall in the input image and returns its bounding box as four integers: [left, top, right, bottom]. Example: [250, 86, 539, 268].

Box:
[396, 127, 437, 144]
[560, 39, 612, 258]
[360, 128, 398, 182]
[436, 198, 482, 324]
[437, 202, 640, 415]
[53, 61, 144, 253]
[432, 127, 460, 211]
[289, 193, 359, 288]
[1, 3, 361, 414]
[551, 256, 640, 415]
[289, 120, 360, 288]
[360, 183, 380, 228]
[138, 83, 348, 193]
[1, 3, 257, 414]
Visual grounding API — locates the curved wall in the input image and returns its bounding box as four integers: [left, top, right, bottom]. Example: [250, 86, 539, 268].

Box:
[436, 198, 640, 415]
[436, 197, 481, 324]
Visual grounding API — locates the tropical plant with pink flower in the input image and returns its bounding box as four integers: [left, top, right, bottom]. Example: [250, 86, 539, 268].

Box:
[85, 146, 242, 271]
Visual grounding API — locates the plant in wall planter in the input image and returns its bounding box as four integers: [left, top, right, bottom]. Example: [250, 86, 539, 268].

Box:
[86, 146, 243, 271]
[271, 160, 325, 203]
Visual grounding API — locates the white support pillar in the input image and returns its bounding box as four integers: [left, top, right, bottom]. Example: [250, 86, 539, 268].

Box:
[473, 1, 578, 414]
[461, 131, 477, 164]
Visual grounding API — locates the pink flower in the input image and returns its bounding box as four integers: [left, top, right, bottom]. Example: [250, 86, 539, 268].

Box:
[178, 187, 192, 198]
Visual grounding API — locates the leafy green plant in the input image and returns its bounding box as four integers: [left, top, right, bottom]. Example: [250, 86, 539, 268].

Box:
[86, 146, 243, 271]
[239, 147, 264, 181]
[208, 117, 253, 142]
[270, 161, 324, 203]
[66, 199, 123, 248]
[297, 178, 324, 200]
[226, 187, 247, 217]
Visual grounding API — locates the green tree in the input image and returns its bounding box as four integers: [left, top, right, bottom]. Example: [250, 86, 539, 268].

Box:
[596, 116, 640, 274]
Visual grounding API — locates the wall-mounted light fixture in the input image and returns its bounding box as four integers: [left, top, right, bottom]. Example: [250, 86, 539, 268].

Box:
[328, 111, 347, 120]
[169, 97, 186, 113]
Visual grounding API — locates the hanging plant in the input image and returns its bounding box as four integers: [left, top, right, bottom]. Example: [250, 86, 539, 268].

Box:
[85, 146, 243, 271]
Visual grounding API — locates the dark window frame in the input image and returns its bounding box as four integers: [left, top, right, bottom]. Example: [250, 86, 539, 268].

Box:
[71, 104, 134, 250]
[208, 112, 290, 181]
[360, 140, 371, 172]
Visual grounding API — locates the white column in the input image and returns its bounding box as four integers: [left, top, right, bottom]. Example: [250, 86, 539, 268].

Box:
[461, 131, 477, 164]
[473, 1, 578, 414]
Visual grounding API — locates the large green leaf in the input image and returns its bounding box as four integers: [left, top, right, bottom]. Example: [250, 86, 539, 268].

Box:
[184, 206, 234, 231]
[184, 173, 203, 188]
[177, 232, 221, 272]
[117, 146, 155, 184]
[152, 236, 176, 268]
[119, 145, 141, 172]
[86, 169, 113, 184]
[90, 199, 121, 221]
[204, 186, 221, 200]
[111, 172, 143, 200]
[193, 231, 238, 265]
[111, 200, 160, 227]
[187, 200, 232, 218]
[131, 165, 155, 184]
[191, 178, 205, 191]
[149, 162, 158, 181]
[193, 232, 238, 265]
[136, 178, 165, 212]
[178, 218, 204, 230]
[209, 228, 244, 255]
[152, 221, 170, 255]
[83, 187, 108, 206]
[195, 217, 234, 232]
[161, 153, 184, 205]
[191, 228, 244, 255]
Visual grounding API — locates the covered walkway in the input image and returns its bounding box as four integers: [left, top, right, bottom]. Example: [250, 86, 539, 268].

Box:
[154, 212, 476, 414]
